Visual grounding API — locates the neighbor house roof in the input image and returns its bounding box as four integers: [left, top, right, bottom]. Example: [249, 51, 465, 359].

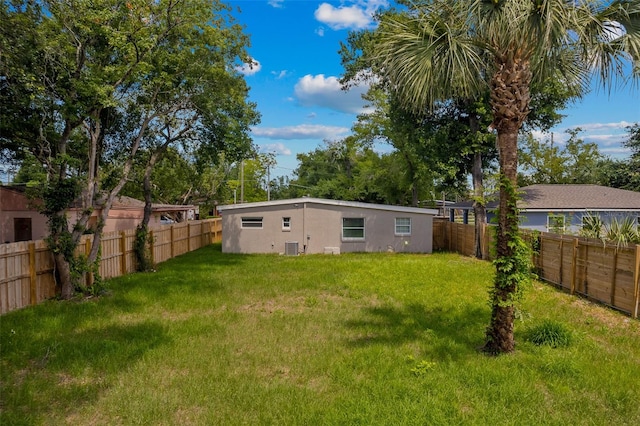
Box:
[218, 197, 439, 215]
[451, 184, 640, 212]
[72, 194, 195, 212]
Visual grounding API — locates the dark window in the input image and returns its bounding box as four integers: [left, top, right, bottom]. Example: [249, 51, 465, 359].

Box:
[241, 217, 263, 229]
[14, 218, 32, 242]
[342, 218, 365, 240]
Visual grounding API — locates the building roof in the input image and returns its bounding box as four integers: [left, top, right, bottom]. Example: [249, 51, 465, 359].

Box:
[451, 184, 640, 212]
[218, 197, 439, 215]
[82, 194, 195, 212]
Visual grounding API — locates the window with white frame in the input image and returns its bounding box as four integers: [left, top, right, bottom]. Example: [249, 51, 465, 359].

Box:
[241, 217, 263, 229]
[395, 217, 411, 235]
[282, 217, 291, 230]
[342, 217, 365, 240]
[547, 213, 566, 232]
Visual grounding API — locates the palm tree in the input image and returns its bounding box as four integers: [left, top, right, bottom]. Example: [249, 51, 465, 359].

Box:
[375, 0, 640, 354]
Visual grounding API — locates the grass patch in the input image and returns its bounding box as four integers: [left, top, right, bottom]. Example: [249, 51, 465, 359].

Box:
[1, 244, 639, 424]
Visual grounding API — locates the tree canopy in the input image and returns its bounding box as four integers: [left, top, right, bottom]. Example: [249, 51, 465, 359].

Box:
[0, 0, 259, 297]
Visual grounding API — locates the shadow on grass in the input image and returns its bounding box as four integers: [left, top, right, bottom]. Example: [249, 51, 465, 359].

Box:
[155, 243, 247, 272]
[1, 320, 168, 425]
[344, 303, 488, 359]
[108, 244, 248, 303]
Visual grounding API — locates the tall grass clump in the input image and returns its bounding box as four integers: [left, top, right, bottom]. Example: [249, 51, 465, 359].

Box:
[526, 320, 573, 348]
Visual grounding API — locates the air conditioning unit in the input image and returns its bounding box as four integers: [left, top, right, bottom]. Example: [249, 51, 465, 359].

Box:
[285, 241, 299, 256]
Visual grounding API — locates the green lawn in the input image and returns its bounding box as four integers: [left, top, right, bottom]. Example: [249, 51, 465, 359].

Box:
[1, 244, 639, 425]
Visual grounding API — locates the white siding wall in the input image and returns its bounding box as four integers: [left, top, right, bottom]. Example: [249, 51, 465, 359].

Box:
[221, 201, 433, 254]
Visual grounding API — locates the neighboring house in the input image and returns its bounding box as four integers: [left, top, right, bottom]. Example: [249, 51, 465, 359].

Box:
[1, 186, 196, 243]
[0, 186, 48, 243]
[68, 195, 197, 233]
[450, 184, 640, 233]
[217, 197, 439, 254]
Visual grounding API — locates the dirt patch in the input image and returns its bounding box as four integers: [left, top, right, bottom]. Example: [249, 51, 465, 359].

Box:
[571, 298, 639, 331]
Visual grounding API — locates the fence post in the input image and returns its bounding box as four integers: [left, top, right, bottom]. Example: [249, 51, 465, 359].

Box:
[149, 230, 155, 266]
[170, 226, 174, 258]
[187, 223, 191, 252]
[558, 237, 564, 286]
[633, 245, 639, 319]
[610, 248, 618, 306]
[570, 238, 578, 295]
[29, 242, 37, 305]
[120, 231, 127, 277]
[583, 241, 590, 295]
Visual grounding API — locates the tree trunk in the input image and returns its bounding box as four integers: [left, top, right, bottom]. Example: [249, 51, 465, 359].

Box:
[471, 151, 487, 259]
[142, 151, 161, 228]
[484, 130, 519, 354]
[54, 251, 73, 299]
[483, 58, 532, 354]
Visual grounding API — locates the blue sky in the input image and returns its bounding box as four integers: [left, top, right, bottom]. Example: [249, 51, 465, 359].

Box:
[1, 0, 636, 184]
[230, 0, 640, 179]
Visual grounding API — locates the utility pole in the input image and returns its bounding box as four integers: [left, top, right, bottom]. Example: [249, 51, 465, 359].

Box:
[240, 160, 244, 204]
[267, 161, 271, 201]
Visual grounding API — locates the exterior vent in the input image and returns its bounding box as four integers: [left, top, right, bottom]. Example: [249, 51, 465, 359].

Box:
[285, 241, 299, 256]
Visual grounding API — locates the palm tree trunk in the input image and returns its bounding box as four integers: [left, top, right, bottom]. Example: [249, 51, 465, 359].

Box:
[484, 130, 519, 354]
[483, 58, 532, 354]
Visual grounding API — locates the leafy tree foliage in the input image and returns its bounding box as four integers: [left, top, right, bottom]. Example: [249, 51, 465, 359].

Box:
[518, 129, 605, 186]
[598, 124, 640, 191]
[1, 0, 258, 296]
[274, 137, 438, 206]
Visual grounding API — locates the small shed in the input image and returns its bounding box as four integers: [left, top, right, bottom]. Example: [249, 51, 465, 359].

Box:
[217, 198, 439, 254]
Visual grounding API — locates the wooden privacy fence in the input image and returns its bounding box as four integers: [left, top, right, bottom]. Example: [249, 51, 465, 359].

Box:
[433, 219, 640, 318]
[433, 218, 493, 258]
[0, 218, 222, 315]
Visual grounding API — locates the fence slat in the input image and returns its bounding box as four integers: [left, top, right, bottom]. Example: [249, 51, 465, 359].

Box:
[610, 249, 618, 306]
[571, 239, 579, 295]
[29, 243, 36, 306]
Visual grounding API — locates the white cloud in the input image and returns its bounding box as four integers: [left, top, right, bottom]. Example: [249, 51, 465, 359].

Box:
[271, 70, 288, 79]
[570, 121, 633, 132]
[532, 121, 633, 160]
[600, 146, 631, 156]
[581, 133, 628, 147]
[315, 26, 325, 37]
[260, 142, 292, 156]
[294, 74, 373, 114]
[251, 124, 350, 140]
[236, 59, 261, 76]
[314, 1, 388, 31]
[268, 0, 285, 9]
